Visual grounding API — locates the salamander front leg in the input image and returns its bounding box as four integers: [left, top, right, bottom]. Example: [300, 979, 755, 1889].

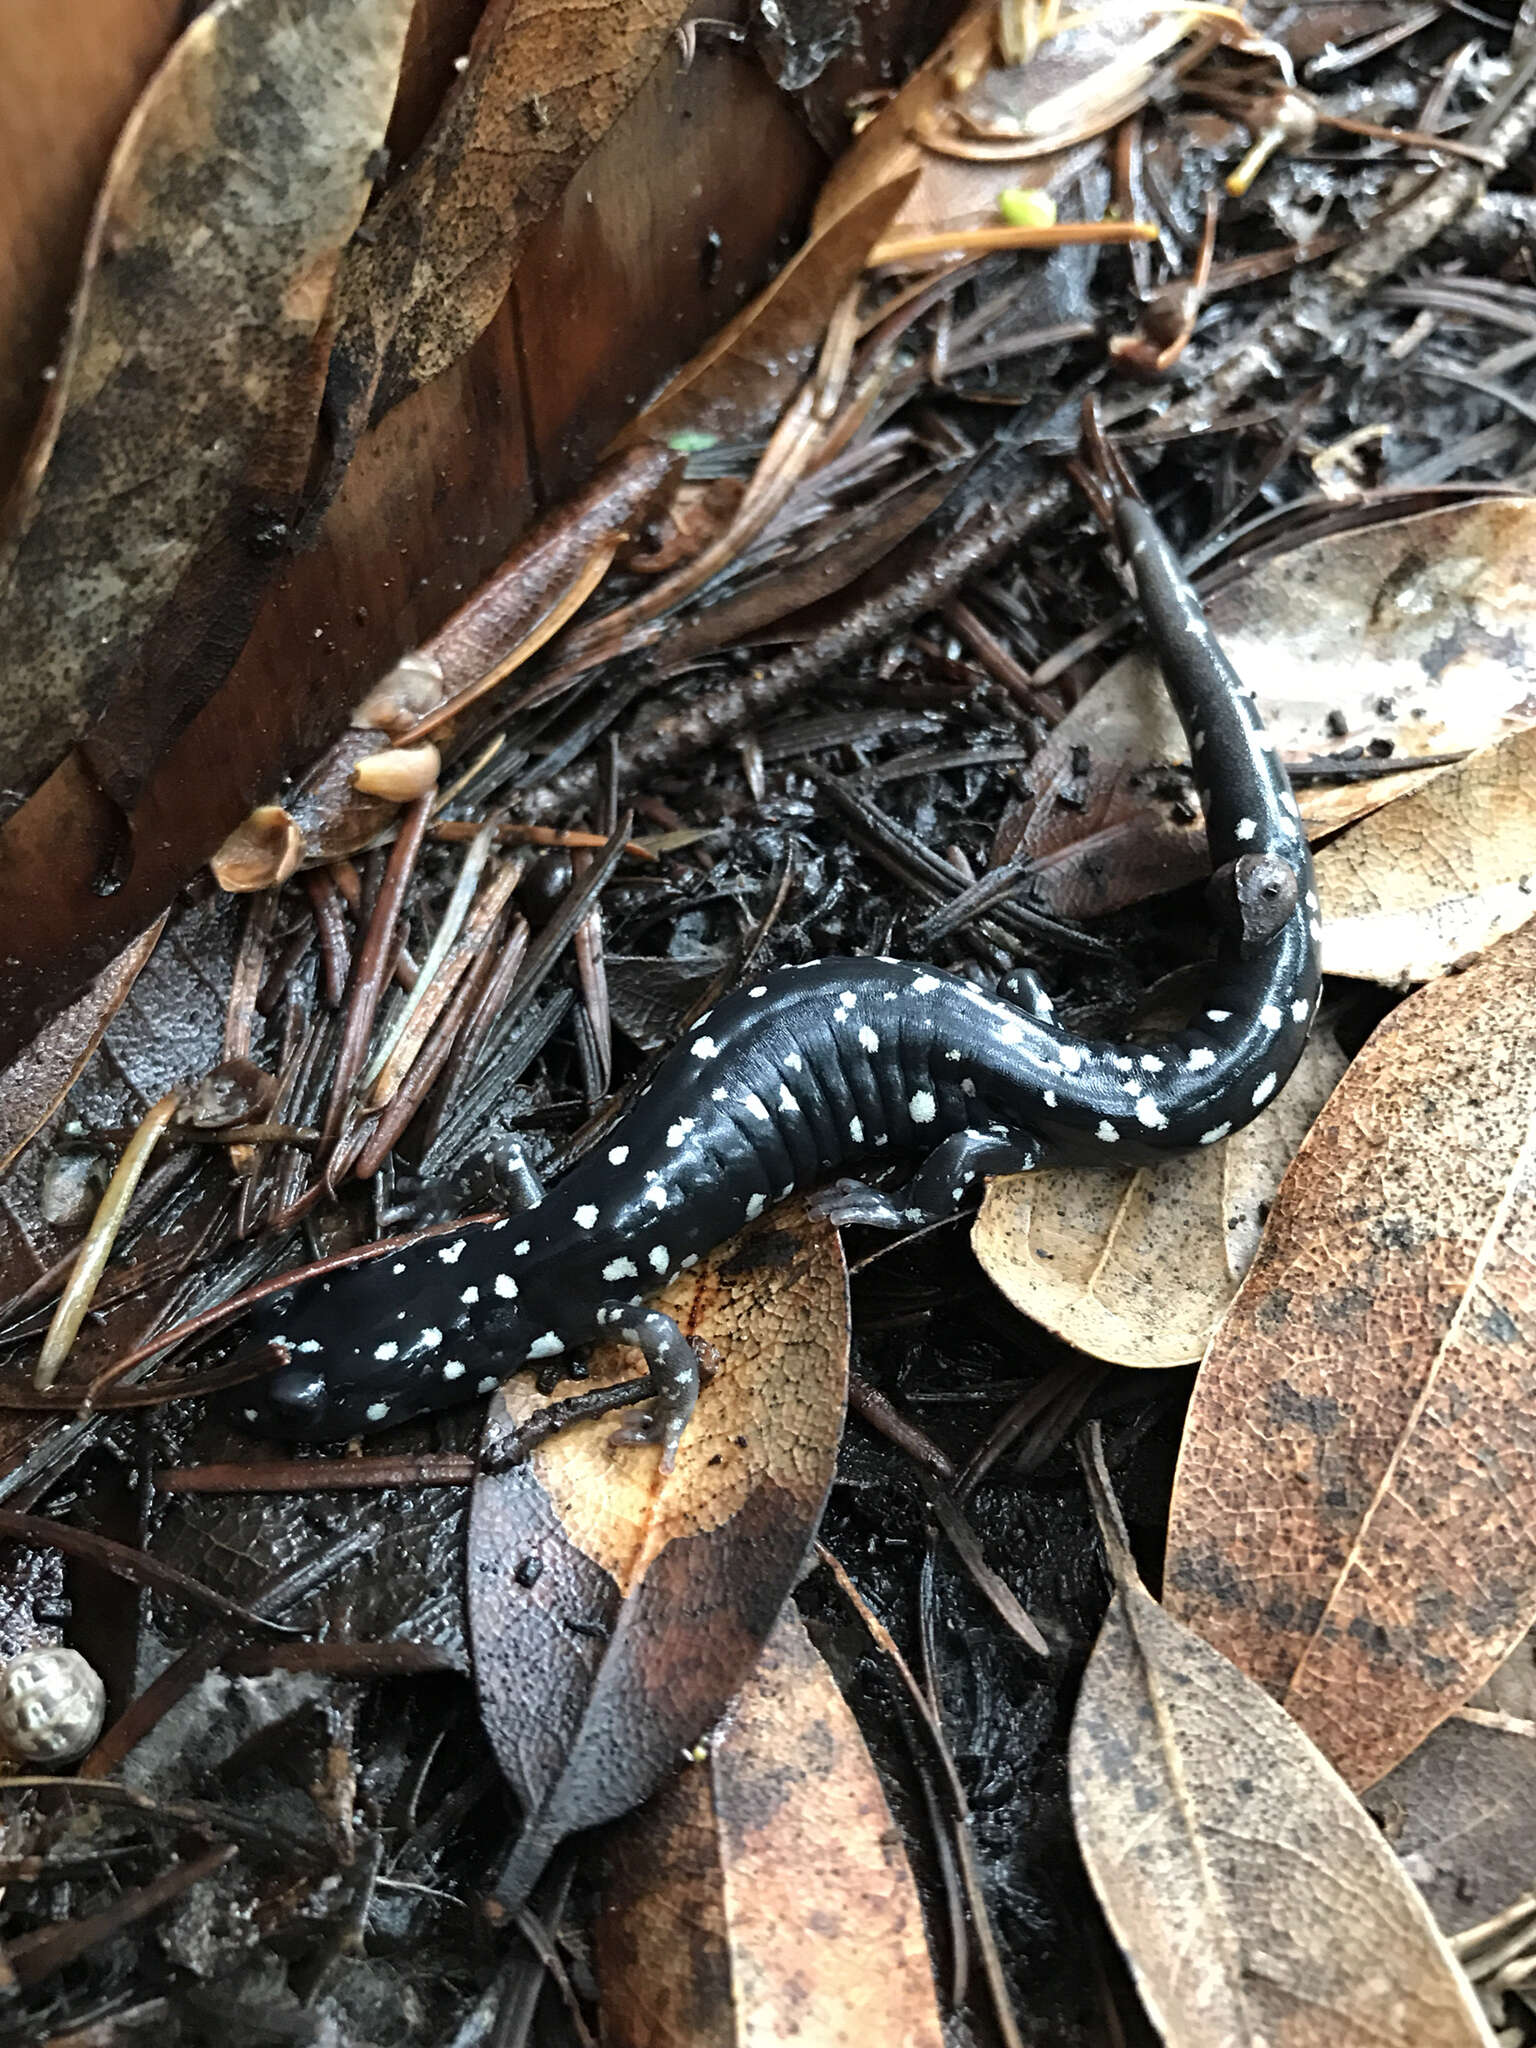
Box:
[481, 1306, 706, 1474]
[809, 1128, 1040, 1231]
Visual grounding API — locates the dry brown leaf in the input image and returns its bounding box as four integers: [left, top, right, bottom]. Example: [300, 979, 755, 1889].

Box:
[327, 0, 689, 459]
[0, 0, 415, 820]
[1165, 916, 1536, 1790]
[972, 1018, 1346, 1367]
[1025, 499, 1536, 920]
[1315, 725, 1536, 985]
[469, 1202, 848, 1908]
[1071, 1444, 1497, 2048]
[596, 1602, 942, 2048]
[615, 175, 917, 451]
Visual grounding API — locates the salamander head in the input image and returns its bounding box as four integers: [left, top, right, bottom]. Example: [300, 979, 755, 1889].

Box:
[1207, 852, 1299, 950]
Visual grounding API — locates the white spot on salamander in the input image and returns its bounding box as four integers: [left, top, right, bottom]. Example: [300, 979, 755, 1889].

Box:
[494, 1274, 518, 1300]
[749, 985, 767, 998]
[443, 1361, 465, 1380]
[608, 1145, 630, 1165]
[1234, 818, 1257, 841]
[1043, 1089, 1057, 1108]
[413, 1327, 442, 1352]
[1206, 1009, 1231, 1024]
[1260, 1005, 1283, 1031]
[1199, 1123, 1231, 1145]
[461, 1285, 479, 1305]
[784, 1052, 803, 1072]
[848, 1116, 864, 1144]
[574, 1204, 599, 1230]
[514, 1240, 530, 1257]
[1095, 1120, 1120, 1143]
[1141, 1055, 1165, 1073]
[911, 974, 941, 994]
[745, 1193, 765, 1221]
[603, 1257, 639, 1281]
[1059, 1046, 1083, 1073]
[666, 1119, 696, 1148]
[1252, 1072, 1277, 1106]
[477, 1376, 499, 1395]
[743, 1093, 771, 1122]
[909, 1090, 936, 1124]
[392, 1262, 406, 1276]
[365, 1402, 390, 1423]
[858, 1025, 879, 1053]
[645, 1183, 668, 1210]
[295, 1339, 322, 1354]
[1135, 1097, 1168, 1130]
[779, 1084, 798, 1114]
[1187, 1047, 1217, 1070]
[691, 1037, 719, 1060]
[1292, 997, 1310, 1023]
[374, 1341, 398, 1361]
[438, 1240, 466, 1264]
[649, 1245, 670, 1274]
[527, 1332, 563, 1360]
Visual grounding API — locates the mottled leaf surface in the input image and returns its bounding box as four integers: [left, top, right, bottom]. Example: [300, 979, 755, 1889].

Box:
[1315, 725, 1536, 986]
[0, 0, 414, 818]
[1166, 917, 1536, 1788]
[597, 1603, 942, 2048]
[469, 1202, 848, 1903]
[1072, 1494, 1495, 2048]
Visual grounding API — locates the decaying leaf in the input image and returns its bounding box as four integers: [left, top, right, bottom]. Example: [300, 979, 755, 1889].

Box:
[326, 0, 690, 461]
[1315, 725, 1536, 986]
[1165, 917, 1536, 1790]
[1025, 498, 1536, 920]
[469, 1202, 848, 1907]
[1071, 1441, 1497, 2048]
[1367, 1623, 1536, 1942]
[0, 0, 415, 819]
[972, 1016, 1346, 1368]
[0, 920, 164, 1176]
[596, 1602, 942, 2048]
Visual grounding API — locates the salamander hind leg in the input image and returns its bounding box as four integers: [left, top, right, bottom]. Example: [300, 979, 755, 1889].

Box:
[809, 1128, 1040, 1232]
[481, 1305, 705, 1474]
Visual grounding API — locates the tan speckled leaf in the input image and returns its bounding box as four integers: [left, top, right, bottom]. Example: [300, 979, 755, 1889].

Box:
[0, 0, 415, 818]
[596, 1603, 943, 2048]
[1023, 500, 1536, 920]
[469, 1202, 847, 1907]
[1072, 1477, 1496, 2048]
[972, 1020, 1346, 1367]
[1315, 725, 1536, 986]
[1165, 916, 1536, 1789]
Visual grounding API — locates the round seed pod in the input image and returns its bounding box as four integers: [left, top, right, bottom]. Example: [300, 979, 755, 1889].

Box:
[0, 1647, 106, 1764]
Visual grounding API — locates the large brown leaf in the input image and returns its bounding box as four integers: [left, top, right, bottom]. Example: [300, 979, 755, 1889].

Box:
[469, 1202, 848, 1907]
[1071, 1446, 1496, 2048]
[326, 0, 690, 461]
[1165, 916, 1536, 1789]
[596, 1603, 943, 2048]
[0, 0, 415, 819]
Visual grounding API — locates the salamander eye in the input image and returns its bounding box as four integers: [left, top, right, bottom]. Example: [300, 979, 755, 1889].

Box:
[266, 1367, 329, 1420]
[1208, 853, 1298, 947]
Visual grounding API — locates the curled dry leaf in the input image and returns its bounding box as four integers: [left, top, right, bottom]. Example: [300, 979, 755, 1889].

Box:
[1315, 724, 1536, 986]
[813, 0, 1197, 248]
[469, 1202, 848, 1908]
[326, 0, 690, 462]
[1071, 1447, 1496, 2048]
[1165, 917, 1536, 1790]
[0, 0, 415, 821]
[972, 1016, 1346, 1368]
[1025, 499, 1536, 920]
[596, 1603, 942, 2048]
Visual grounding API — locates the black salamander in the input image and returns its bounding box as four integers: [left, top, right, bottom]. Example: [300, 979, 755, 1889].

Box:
[234, 496, 1321, 1456]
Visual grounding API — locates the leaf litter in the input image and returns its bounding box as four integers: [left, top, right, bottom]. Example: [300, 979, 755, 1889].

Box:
[4, 4, 1536, 2042]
